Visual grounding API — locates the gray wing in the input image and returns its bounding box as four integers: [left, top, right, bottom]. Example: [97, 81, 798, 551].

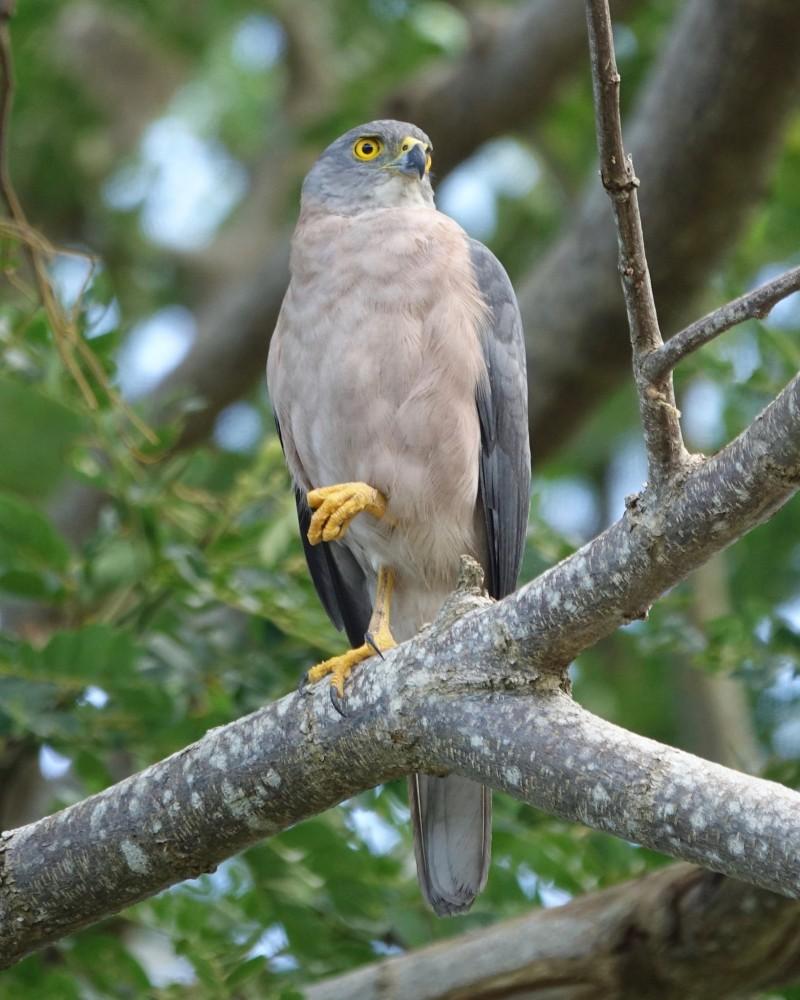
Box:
[273, 413, 371, 648]
[470, 239, 531, 599]
[411, 242, 530, 917]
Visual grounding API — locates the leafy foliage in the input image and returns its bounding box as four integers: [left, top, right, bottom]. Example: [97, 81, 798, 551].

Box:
[1, 0, 799, 996]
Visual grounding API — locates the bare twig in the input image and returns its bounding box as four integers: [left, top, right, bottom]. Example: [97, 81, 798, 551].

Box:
[585, 0, 687, 485]
[0, 13, 157, 444]
[644, 264, 800, 381]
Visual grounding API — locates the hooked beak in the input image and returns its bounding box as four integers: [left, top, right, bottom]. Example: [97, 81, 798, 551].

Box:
[393, 142, 428, 180]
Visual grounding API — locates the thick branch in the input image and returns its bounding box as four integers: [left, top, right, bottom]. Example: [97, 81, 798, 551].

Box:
[2, 372, 800, 966]
[3, 643, 800, 968]
[53, 2, 185, 155]
[585, 0, 685, 484]
[307, 866, 800, 1000]
[644, 264, 800, 381]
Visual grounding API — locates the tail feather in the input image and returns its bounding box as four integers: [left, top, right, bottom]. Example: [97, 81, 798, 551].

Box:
[409, 773, 491, 916]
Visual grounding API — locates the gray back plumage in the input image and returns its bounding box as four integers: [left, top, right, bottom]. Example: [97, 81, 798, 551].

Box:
[411, 239, 530, 917]
[471, 239, 532, 600]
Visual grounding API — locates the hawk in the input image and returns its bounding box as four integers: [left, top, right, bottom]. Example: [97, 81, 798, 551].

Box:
[267, 120, 530, 915]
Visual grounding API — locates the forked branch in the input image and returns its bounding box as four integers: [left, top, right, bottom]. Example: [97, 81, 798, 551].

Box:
[585, 0, 686, 484]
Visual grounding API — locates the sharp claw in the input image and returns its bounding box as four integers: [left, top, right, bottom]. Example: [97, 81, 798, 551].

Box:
[329, 685, 347, 717]
[297, 671, 311, 695]
[365, 632, 385, 659]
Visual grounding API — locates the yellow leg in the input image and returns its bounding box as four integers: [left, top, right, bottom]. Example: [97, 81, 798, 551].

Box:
[306, 482, 388, 545]
[305, 567, 397, 710]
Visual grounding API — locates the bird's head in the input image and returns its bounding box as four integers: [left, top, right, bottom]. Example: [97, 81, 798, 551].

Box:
[301, 119, 434, 215]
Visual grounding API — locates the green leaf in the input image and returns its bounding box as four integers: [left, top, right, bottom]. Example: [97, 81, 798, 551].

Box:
[225, 954, 267, 987]
[36, 624, 139, 682]
[0, 377, 85, 498]
[0, 567, 64, 600]
[0, 492, 71, 572]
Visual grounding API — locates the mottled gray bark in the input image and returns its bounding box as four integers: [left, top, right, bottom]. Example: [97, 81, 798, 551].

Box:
[2, 373, 800, 968]
[307, 866, 800, 1000]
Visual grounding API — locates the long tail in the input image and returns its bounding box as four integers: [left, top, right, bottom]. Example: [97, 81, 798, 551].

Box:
[409, 774, 491, 916]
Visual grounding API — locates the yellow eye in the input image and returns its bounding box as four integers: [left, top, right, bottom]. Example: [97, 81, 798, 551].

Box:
[353, 137, 383, 161]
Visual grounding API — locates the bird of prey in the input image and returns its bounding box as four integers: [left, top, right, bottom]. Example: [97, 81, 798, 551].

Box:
[267, 120, 530, 916]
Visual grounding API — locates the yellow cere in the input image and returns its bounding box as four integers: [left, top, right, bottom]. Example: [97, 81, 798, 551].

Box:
[399, 136, 432, 174]
[353, 137, 383, 161]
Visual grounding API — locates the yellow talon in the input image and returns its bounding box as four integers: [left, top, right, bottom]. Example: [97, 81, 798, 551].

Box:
[306, 636, 391, 698]
[303, 567, 396, 706]
[306, 481, 387, 545]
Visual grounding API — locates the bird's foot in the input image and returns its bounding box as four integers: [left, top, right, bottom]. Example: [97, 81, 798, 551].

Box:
[306, 482, 387, 545]
[302, 623, 396, 715]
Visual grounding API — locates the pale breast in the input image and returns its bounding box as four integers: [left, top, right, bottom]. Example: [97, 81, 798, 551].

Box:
[268, 206, 488, 584]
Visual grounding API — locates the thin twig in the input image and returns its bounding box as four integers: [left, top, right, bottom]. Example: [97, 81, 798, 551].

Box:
[585, 0, 687, 486]
[644, 265, 800, 381]
[0, 13, 158, 444]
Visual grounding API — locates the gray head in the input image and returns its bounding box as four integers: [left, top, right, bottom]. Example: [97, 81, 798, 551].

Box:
[301, 119, 435, 215]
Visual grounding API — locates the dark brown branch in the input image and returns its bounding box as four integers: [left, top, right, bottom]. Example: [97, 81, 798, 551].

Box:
[644, 264, 800, 381]
[307, 866, 800, 1000]
[585, 0, 686, 485]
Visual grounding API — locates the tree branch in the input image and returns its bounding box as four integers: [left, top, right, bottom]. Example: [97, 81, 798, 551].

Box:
[166, 0, 800, 459]
[307, 865, 800, 1000]
[644, 264, 800, 381]
[585, 0, 686, 485]
[384, 0, 643, 180]
[44, 0, 800, 465]
[53, 2, 186, 156]
[2, 370, 800, 967]
[524, 0, 800, 458]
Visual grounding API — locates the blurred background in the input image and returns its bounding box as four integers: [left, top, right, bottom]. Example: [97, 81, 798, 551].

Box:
[1, 0, 800, 995]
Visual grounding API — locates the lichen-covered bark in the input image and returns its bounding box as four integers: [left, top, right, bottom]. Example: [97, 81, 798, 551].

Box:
[423, 689, 800, 897]
[442, 375, 800, 682]
[6, 5, 800, 960]
[0, 684, 412, 967]
[1, 371, 800, 966]
[307, 866, 800, 1000]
